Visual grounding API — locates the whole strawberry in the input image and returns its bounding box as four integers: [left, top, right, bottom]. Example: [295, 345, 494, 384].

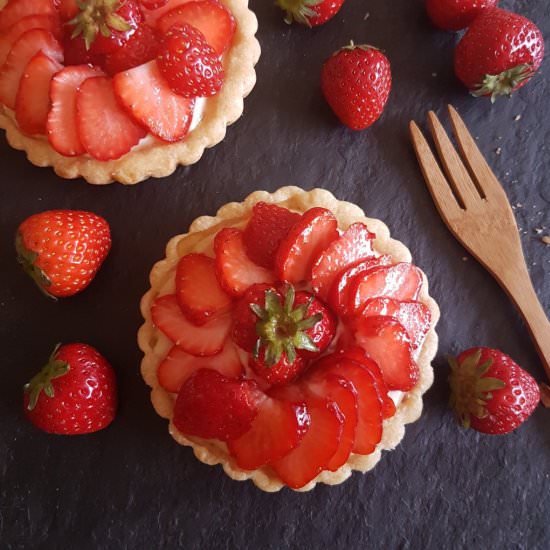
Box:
[449, 347, 540, 435]
[321, 44, 392, 131]
[276, 0, 345, 27]
[426, 0, 499, 32]
[16, 210, 111, 298]
[24, 343, 117, 435]
[454, 8, 544, 101]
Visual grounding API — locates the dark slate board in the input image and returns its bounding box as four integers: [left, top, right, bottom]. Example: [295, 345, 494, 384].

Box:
[1, 0, 549, 548]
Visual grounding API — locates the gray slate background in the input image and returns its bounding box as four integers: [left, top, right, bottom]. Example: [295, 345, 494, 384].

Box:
[1, 0, 549, 548]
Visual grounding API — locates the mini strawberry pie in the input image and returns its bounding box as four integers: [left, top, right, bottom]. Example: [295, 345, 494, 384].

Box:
[0, 0, 260, 184]
[139, 187, 439, 491]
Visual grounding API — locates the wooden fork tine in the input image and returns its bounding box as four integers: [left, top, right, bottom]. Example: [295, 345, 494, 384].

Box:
[409, 121, 462, 218]
[427, 111, 483, 209]
[447, 105, 509, 202]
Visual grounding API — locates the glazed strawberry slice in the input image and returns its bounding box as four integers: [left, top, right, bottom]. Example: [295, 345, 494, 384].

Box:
[311, 223, 376, 300]
[142, 0, 194, 25]
[15, 52, 62, 136]
[361, 297, 431, 351]
[113, 60, 195, 143]
[276, 207, 339, 284]
[243, 202, 301, 269]
[47, 65, 104, 157]
[214, 228, 276, 297]
[328, 255, 392, 317]
[349, 263, 423, 316]
[353, 316, 418, 391]
[269, 384, 343, 489]
[0, 15, 61, 66]
[0, 0, 55, 32]
[151, 294, 231, 356]
[156, 0, 236, 55]
[175, 253, 232, 325]
[76, 76, 147, 161]
[141, 0, 169, 9]
[304, 374, 358, 471]
[158, 340, 243, 393]
[228, 397, 310, 471]
[0, 29, 62, 110]
[173, 369, 263, 441]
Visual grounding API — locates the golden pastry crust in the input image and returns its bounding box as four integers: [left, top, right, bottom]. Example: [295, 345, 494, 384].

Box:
[0, 0, 260, 185]
[138, 187, 440, 492]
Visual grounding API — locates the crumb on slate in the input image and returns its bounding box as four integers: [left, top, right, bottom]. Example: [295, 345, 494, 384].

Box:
[514, 115, 522, 121]
[495, 147, 502, 155]
[364, 12, 370, 20]
[542, 236, 550, 246]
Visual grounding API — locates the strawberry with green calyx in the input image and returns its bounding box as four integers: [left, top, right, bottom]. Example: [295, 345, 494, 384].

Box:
[276, 0, 345, 27]
[449, 347, 540, 434]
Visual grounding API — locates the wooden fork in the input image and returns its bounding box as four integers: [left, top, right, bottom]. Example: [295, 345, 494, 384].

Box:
[410, 105, 550, 394]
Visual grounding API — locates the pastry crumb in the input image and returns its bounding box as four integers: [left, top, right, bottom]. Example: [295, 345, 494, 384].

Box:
[364, 12, 370, 20]
[542, 236, 550, 245]
[495, 147, 502, 155]
[514, 114, 522, 121]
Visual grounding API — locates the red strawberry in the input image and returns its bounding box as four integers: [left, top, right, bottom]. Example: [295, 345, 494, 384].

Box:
[15, 52, 63, 136]
[157, 23, 224, 98]
[76, 75, 147, 160]
[361, 297, 432, 351]
[311, 223, 376, 300]
[61, 32, 105, 66]
[158, 341, 243, 393]
[47, 65, 104, 157]
[175, 253, 232, 325]
[454, 8, 544, 101]
[228, 396, 310, 470]
[66, 0, 143, 55]
[141, 0, 168, 9]
[23, 343, 117, 435]
[156, 0, 236, 55]
[426, 0, 498, 31]
[16, 210, 111, 298]
[0, 29, 62, 110]
[173, 369, 262, 441]
[0, 0, 55, 32]
[269, 384, 343, 488]
[151, 294, 231, 356]
[243, 202, 301, 269]
[349, 263, 423, 316]
[276, 207, 339, 284]
[449, 347, 540, 435]
[250, 350, 306, 387]
[352, 316, 418, 391]
[56, 0, 80, 21]
[113, 60, 195, 142]
[103, 24, 159, 75]
[321, 44, 391, 131]
[276, 0, 345, 27]
[328, 255, 392, 317]
[214, 228, 276, 297]
[0, 15, 61, 66]
[142, 0, 194, 25]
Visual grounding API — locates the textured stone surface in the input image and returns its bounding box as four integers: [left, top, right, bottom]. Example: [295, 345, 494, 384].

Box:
[1, 0, 549, 548]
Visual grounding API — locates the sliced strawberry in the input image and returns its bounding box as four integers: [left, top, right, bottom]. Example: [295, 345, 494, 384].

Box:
[47, 65, 103, 157]
[156, 0, 236, 55]
[349, 263, 423, 316]
[142, 0, 194, 26]
[228, 397, 310, 470]
[141, 0, 168, 9]
[0, 0, 55, 33]
[276, 207, 339, 284]
[173, 369, 263, 441]
[76, 75, 147, 161]
[361, 298, 432, 351]
[311, 223, 376, 300]
[269, 384, 343, 489]
[0, 29, 62, 110]
[352, 316, 418, 391]
[158, 341, 243, 393]
[304, 374, 358, 471]
[214, 228, 276, 297]
[113, 60, 194, 143]
[151, 294, 231, 356]
[243, 202, 301, 269]
[0, 15, 60, 66]
[328, 255, 392, 317]
[175, 253, 232, 325]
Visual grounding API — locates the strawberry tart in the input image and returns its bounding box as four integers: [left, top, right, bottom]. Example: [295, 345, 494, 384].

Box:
[0, 0, 260, 184]
[138, 187, 440, 491]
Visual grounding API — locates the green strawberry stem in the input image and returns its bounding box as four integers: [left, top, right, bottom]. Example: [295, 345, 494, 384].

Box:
[24, 345, 69, 411]
[276, 0, 322, 26]
[473, 64, 533, 103]
[251, 284, 322, 367]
